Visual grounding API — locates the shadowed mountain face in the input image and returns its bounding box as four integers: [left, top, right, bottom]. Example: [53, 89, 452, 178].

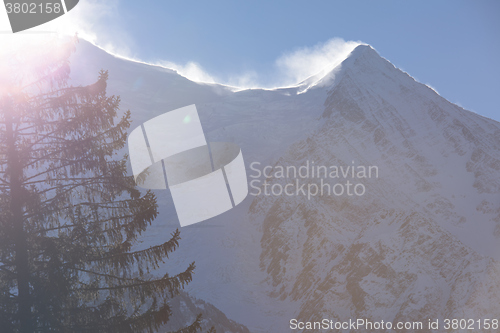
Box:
[251, 45, 500, 328]
[69, 42, 500, 332]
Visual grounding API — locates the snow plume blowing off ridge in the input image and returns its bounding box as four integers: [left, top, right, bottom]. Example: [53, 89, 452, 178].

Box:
[0, 0, 360, 90]
[274, 38, 361, 87]
[153, 38, 362, 89]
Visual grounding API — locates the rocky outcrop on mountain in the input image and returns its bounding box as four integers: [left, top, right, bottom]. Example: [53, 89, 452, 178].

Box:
[163, 291, 250, 333]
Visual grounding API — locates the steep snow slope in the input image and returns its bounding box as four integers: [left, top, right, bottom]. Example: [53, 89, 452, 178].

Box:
[250, 45, 500, 330]
[69, 41, 500, 332]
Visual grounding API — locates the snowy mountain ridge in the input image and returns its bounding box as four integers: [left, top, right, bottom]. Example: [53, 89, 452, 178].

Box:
[68, 40, 500, 332]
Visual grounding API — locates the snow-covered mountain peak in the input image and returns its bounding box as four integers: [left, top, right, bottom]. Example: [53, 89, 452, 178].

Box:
[65, 39, 500, 333]
[297, 43, 393, 92]
[343, 43, 379, 62]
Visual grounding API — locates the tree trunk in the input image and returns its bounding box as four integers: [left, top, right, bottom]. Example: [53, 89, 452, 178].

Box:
[5, 108, 33, 333]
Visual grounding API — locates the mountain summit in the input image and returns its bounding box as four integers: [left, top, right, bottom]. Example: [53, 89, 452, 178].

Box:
[296, 43, 375, 90]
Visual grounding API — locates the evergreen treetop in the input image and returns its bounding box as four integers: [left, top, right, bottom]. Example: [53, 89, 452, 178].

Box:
[0, 37, 203, 333]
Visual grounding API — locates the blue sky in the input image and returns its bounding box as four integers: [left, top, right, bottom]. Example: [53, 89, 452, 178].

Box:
[1, 0, 499, 121]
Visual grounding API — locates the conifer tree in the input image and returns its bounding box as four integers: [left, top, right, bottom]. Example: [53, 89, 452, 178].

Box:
[0, 38, 202, 333]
